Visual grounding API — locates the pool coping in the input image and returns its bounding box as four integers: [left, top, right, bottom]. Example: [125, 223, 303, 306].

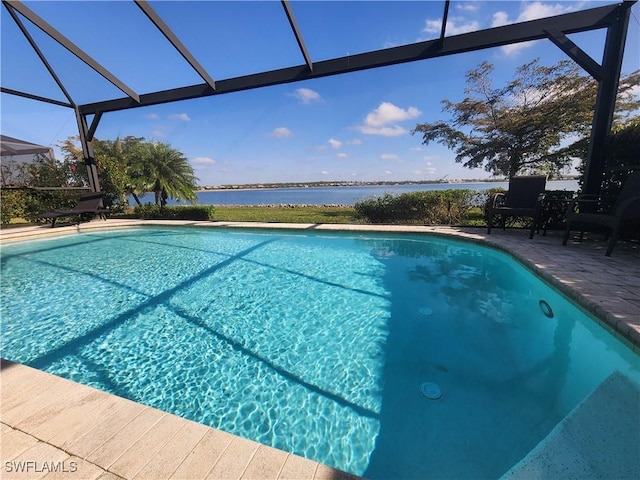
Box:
[1, 219, 639, 480]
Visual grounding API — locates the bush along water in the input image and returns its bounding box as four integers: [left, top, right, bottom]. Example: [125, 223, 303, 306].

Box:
[354, 189, 480, 225]
[133, 204, 215, 221]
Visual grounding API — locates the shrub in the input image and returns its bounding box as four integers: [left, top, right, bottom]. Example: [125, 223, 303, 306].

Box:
[354, 189, 475, 225]
[0, 190, 27, 224]
[133, 204, 215, 221]
[0, 189, 86, 224]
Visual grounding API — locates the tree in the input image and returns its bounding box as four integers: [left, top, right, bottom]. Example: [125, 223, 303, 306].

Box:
[136, 141, 198, 206]
[93, 136, 146, 206]
[412, 59, 640, 178]
[58, 136, 198, 208]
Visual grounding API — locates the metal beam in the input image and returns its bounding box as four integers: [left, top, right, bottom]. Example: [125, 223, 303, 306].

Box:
[134, 0, 216, 90]
[582, 4, 633, 195]
[1, 87, 73, 108]
[86, 112, 103, 142]
[78, 3, 623, 116]
[7, 0, 140, 103]
[281, 0, 313, 71]
[544, 28, 603, 81]
[75, 109, 101, 193]
[2, 0, 75, 106]
[440, 1, 451, 43]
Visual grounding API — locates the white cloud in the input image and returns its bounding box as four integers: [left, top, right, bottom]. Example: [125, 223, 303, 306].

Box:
[383, 170, 393, 176]
[321, 170, 330, 175]
[516, 2, 577, 22]
[348, 138, 362, 145]
[411, 146, 422, 152]
[424, 17, 479, 36]
[357, 102, 421, 136]
[456, 3, 479, 12]
[336, 152, 348, 159]
[291, 88, 322, 104]
[358, 125, 409, 137]
[365, 102, 421, 127]
[328, 138, 343, 149]
[423, 159, 437, 175]
[192, 157, 216, 166]
[381, 153, 398, 160]
[493, 2, 578, 55]
[169, 113, 191, 122]
[144, 113, 159, 120]
[151, 130, 165, 138]
[270, 127, 293, 138]
[491, 11, 509, 27]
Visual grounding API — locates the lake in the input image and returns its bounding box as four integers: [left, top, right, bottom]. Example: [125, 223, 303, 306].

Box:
[135, 180, 579, 206]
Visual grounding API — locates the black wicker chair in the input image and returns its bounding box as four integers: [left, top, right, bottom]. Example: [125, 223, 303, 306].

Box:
[562, 171, 640, 256]
[486, 175, 547, 239]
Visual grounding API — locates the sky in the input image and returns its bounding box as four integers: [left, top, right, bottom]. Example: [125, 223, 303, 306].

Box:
[1, 0, 639, 186]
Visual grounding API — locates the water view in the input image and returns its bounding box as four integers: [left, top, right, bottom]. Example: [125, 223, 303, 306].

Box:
[136, 180, 579, 206]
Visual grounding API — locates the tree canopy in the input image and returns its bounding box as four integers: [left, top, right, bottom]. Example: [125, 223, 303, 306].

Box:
[412, 59, 640, 179]
[56, 136, 198, 207]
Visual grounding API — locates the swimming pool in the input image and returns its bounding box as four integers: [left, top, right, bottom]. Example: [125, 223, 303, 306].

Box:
[1, 227, 638, 478]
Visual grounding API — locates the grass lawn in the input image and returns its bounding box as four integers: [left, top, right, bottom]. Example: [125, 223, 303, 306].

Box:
[211, 206, 360, 224]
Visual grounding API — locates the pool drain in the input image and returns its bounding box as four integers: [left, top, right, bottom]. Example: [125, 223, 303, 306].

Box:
[539, 300, 554, 318]
[420, 382, 442, 400]
[418, 307, 433, 316]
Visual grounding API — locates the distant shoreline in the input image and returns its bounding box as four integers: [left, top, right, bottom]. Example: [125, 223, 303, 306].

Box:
[197, 178, 578, 192]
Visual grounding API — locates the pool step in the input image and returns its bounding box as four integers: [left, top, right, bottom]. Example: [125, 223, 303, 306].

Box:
[501, 370, 640, 479]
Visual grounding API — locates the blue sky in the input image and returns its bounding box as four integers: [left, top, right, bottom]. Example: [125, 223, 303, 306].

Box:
[2, 0, 639, 186]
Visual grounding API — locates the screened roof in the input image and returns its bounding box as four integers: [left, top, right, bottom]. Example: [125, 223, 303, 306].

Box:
[2, 0, 633, 114]
[1, 0, 637, 194]
[0, 134, 53, 157]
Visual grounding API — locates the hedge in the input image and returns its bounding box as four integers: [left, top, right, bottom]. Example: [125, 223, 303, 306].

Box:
[133, 204, 215, 221]
[354, 189, 480, 224]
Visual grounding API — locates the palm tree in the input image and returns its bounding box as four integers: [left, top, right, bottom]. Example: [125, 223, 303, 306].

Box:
[137, 142, 198, 206]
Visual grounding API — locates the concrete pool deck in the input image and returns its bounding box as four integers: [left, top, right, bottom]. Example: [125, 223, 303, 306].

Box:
[1, 220, 639, 479]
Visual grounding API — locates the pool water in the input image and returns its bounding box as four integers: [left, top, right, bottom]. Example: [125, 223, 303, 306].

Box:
[1, 227, 638, 478]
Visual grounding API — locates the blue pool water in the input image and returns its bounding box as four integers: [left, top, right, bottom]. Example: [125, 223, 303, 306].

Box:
[1, 227, 638, 478]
